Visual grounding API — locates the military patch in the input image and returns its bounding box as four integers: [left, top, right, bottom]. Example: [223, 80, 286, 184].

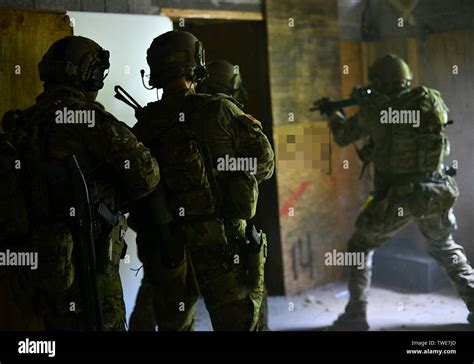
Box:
[238, 114, 262, 128]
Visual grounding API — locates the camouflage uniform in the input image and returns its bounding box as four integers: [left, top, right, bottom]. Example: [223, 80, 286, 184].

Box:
[329, 54, 474, 330]
[128, 279, 156, 330]
[3, 37, 159, 331]
[199, 59, 269, 330]
[130, 58, 271, 331]
[133, 86, 274, 331]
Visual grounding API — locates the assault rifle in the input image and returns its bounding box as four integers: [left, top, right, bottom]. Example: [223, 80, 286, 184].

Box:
[310, 86, 374, 115]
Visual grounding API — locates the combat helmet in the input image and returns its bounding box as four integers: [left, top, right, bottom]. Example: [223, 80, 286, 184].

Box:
[368, 54, 413, 95]
[146, 31, 208, 89]
[38, 36, 110, 92]
[196, 59, 248, 104]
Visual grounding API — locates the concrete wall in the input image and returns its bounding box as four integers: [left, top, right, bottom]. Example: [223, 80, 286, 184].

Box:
[338, 0, 474, 41]
[417, 31, 474, 260]
[265, 0, 370, 294]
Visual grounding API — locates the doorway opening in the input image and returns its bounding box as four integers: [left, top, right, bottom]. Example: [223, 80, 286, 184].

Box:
[181, 19, 284, 294]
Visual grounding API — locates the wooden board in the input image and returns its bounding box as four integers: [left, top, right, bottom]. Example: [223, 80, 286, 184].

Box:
[160, 7, 263, 21]
[0, 9, 72, 129]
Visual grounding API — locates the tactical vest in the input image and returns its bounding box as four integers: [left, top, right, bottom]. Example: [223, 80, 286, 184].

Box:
[366, 86, 449, 176]
[137, 94, 222, 220]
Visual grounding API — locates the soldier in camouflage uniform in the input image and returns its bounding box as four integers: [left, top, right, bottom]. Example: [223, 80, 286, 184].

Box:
[199, 59, 270, 331]
[325, 54, 474, 330]
[196, 59, 248, 105]
[2, 36, 160, 330]
[130, 31, 274, 331]
[130, 58, 271, 331]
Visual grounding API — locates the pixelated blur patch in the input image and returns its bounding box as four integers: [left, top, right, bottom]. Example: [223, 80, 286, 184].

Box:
[275, 122, 331, 173]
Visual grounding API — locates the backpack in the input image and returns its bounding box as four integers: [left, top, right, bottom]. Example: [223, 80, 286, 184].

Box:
[1, 105, 80, 311]
[0, 129, 29, 240]
[137, 96, 217, 219]
[135, 93, 261, 221]
[371, 86, 450, 175]
[0, 106, 53, 241]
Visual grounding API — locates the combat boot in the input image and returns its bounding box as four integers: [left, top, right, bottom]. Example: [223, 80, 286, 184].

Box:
[331, 303, 369, 331]
[467, 313, 474, 326]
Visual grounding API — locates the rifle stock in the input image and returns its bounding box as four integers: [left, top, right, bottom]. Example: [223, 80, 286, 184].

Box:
[67, 155, 104, 331]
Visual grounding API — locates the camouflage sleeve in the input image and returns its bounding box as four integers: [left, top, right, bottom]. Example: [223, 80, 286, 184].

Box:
[220, 100, 275, 183]
[419, 87, 449, 127]
[419, 87, 450, 156]
[328, 111, 365, 147]
[92, 110, 160, 202]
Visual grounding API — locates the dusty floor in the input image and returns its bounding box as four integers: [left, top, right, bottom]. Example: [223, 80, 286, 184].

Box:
[194, 281, 473, 331]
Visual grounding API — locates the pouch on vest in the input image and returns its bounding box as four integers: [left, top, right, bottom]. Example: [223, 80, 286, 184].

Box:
[243, 224, 267, 291]
[96, 208, 128, 277]
[32, 223, 75, 294]
[158, 128, 216, 218]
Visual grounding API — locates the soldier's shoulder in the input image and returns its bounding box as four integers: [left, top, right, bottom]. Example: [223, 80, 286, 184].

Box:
[62, 95, 118, 121]
[136, 100, 165, 128]
[410, 85, 443, 100]
[188, 92, 233, 103]
[142, 99, 162, 111]
[2, 109, 25, 134]
[196, 94, 261, 128]
[235, 113, 263, 129]
[62, 93, 99, 108]
[88, 100, 117, 119]
[411, 86, 448, 111]
[210, 93, 243, 107]
[187, 93, 242, 109]
[182, 93, 243, 124]
[69, 99, 134, 137]
[89, 103, 132, 136]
